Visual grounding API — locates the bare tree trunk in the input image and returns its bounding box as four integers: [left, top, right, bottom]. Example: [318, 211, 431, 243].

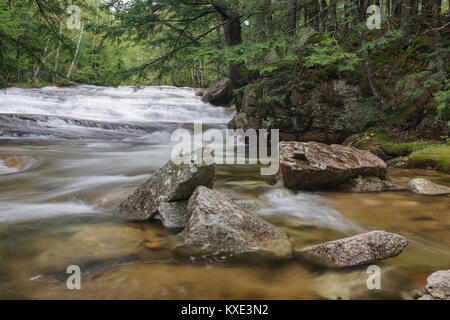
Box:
[422, 0, 433, 16]
[33, 36, 52, 82]
[320, 0, 328, 32]
[401, 0, 413, 46]
[329, 0, 338, 32]
[67, 23, 85, 79]
[286, 0, 298, 36]
[53, 22, 63, 83]
[306, 0, 320, 30]
[432, 0, 446, 78]
[216, 1, 243, 87]
[391, 0, 401, 16]
[354, 1, 384, 103]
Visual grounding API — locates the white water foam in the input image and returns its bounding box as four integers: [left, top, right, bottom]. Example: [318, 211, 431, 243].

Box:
[259, 188, 362, 233]
[0, 85, 233, 124]
[0, 200, 102, 223]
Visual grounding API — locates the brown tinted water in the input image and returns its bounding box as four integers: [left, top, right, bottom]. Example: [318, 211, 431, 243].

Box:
[0, 86, 448, 300]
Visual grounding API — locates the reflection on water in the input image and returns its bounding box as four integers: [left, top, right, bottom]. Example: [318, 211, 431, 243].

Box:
[0, 86, 449, 300]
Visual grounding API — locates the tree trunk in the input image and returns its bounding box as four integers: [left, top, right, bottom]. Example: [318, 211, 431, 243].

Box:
[217, 1, 243, 87]
[422, 0, 433, 16]
[286, 0, 298, 36]
[67, 23, 85, 79]
[401, 0, 413, 46]
[33, 36, 52, 82]
[329, 0, 338, 32]
[53, 22, 63, 83]
[320, 0, 328, 32]
[391, 0, 401, 16]
[306, 0, 320, 30]
[354, 1, 384, 103]
[432, 0, 445, 79]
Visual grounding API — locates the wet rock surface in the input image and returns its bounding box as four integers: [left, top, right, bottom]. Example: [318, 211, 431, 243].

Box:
[157, 201, 189, 229]
[386, 156, 409, 168]
[407, 178, 450, 196]
[201, 78, 233, 106]
[279, 141, 387, 191]
[228, 80, 367, 144]
[338, 176, 402, 193]
[116, 160, 215, 219]
[296, 231, 408, 268]
[177, 186, 293, 258]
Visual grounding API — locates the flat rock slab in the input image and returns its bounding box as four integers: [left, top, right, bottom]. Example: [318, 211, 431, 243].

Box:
[279, 141, 387, 190]
[116, 160, 215, 219]
[338, 176, 402, 193]
[178, 186, 293, 258]
[407, 178, 450, 196]
[297, 231, 408, 268]
[418, 270, 450, 300]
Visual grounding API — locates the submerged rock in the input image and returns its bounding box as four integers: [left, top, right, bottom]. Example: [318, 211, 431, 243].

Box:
[201, 78, 233, 106]
[407, 179, 450, 196]
[0, 155, 23, 169]
[418, 270, 450, 300]
[338, 176, 402, 193]
[279, 141, 387, 191]
[177, 186, 292, 258]
[296, 231, 408, 268]
[157, 201, 189, 229]
[116, 160, 215, 219]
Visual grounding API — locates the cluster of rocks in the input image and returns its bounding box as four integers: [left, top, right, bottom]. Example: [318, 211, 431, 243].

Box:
[116, 150, 411, 267]
[116, 155, 292, 258]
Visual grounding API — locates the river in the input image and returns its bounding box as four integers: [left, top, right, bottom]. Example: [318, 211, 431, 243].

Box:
[0, 85, 449, 299]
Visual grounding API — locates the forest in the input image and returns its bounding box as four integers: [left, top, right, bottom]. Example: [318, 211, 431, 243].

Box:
[0, 1, 449, 134]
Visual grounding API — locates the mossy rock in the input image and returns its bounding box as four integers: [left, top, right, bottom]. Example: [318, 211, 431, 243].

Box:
[344, 128, 434, 159]
[407, 144, 450, 173]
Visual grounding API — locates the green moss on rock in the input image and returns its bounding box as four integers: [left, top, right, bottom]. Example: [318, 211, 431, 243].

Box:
[407, 145, 450, 173]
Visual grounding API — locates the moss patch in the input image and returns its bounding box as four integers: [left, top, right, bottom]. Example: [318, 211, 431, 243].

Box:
[407, 145, 450, 173]
[345, 128, 433, 158]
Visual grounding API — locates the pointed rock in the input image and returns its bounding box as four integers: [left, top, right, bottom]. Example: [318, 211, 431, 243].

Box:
[177, 187, 292, 258]
[116, 160, 215, 219]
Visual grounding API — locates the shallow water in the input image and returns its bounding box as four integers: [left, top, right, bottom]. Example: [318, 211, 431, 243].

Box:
[0, 86, 448, 300]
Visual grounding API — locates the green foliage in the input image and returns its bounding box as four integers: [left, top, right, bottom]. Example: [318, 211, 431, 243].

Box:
[304, 38, 361, 72]
[435, 80, 450, 121]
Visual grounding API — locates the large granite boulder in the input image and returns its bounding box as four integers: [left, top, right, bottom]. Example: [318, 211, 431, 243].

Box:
[296, 231, 408, 268]
[116, 160, 215, 220]
[279, 141, 387, 191]
[201, 78, 233, 106]
[407, 179, 450, 196]
[177, 186, 293, 258]
[418, 270, 450, 300]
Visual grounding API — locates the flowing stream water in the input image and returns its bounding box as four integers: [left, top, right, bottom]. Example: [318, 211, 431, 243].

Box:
[0, 86, 449, 299]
